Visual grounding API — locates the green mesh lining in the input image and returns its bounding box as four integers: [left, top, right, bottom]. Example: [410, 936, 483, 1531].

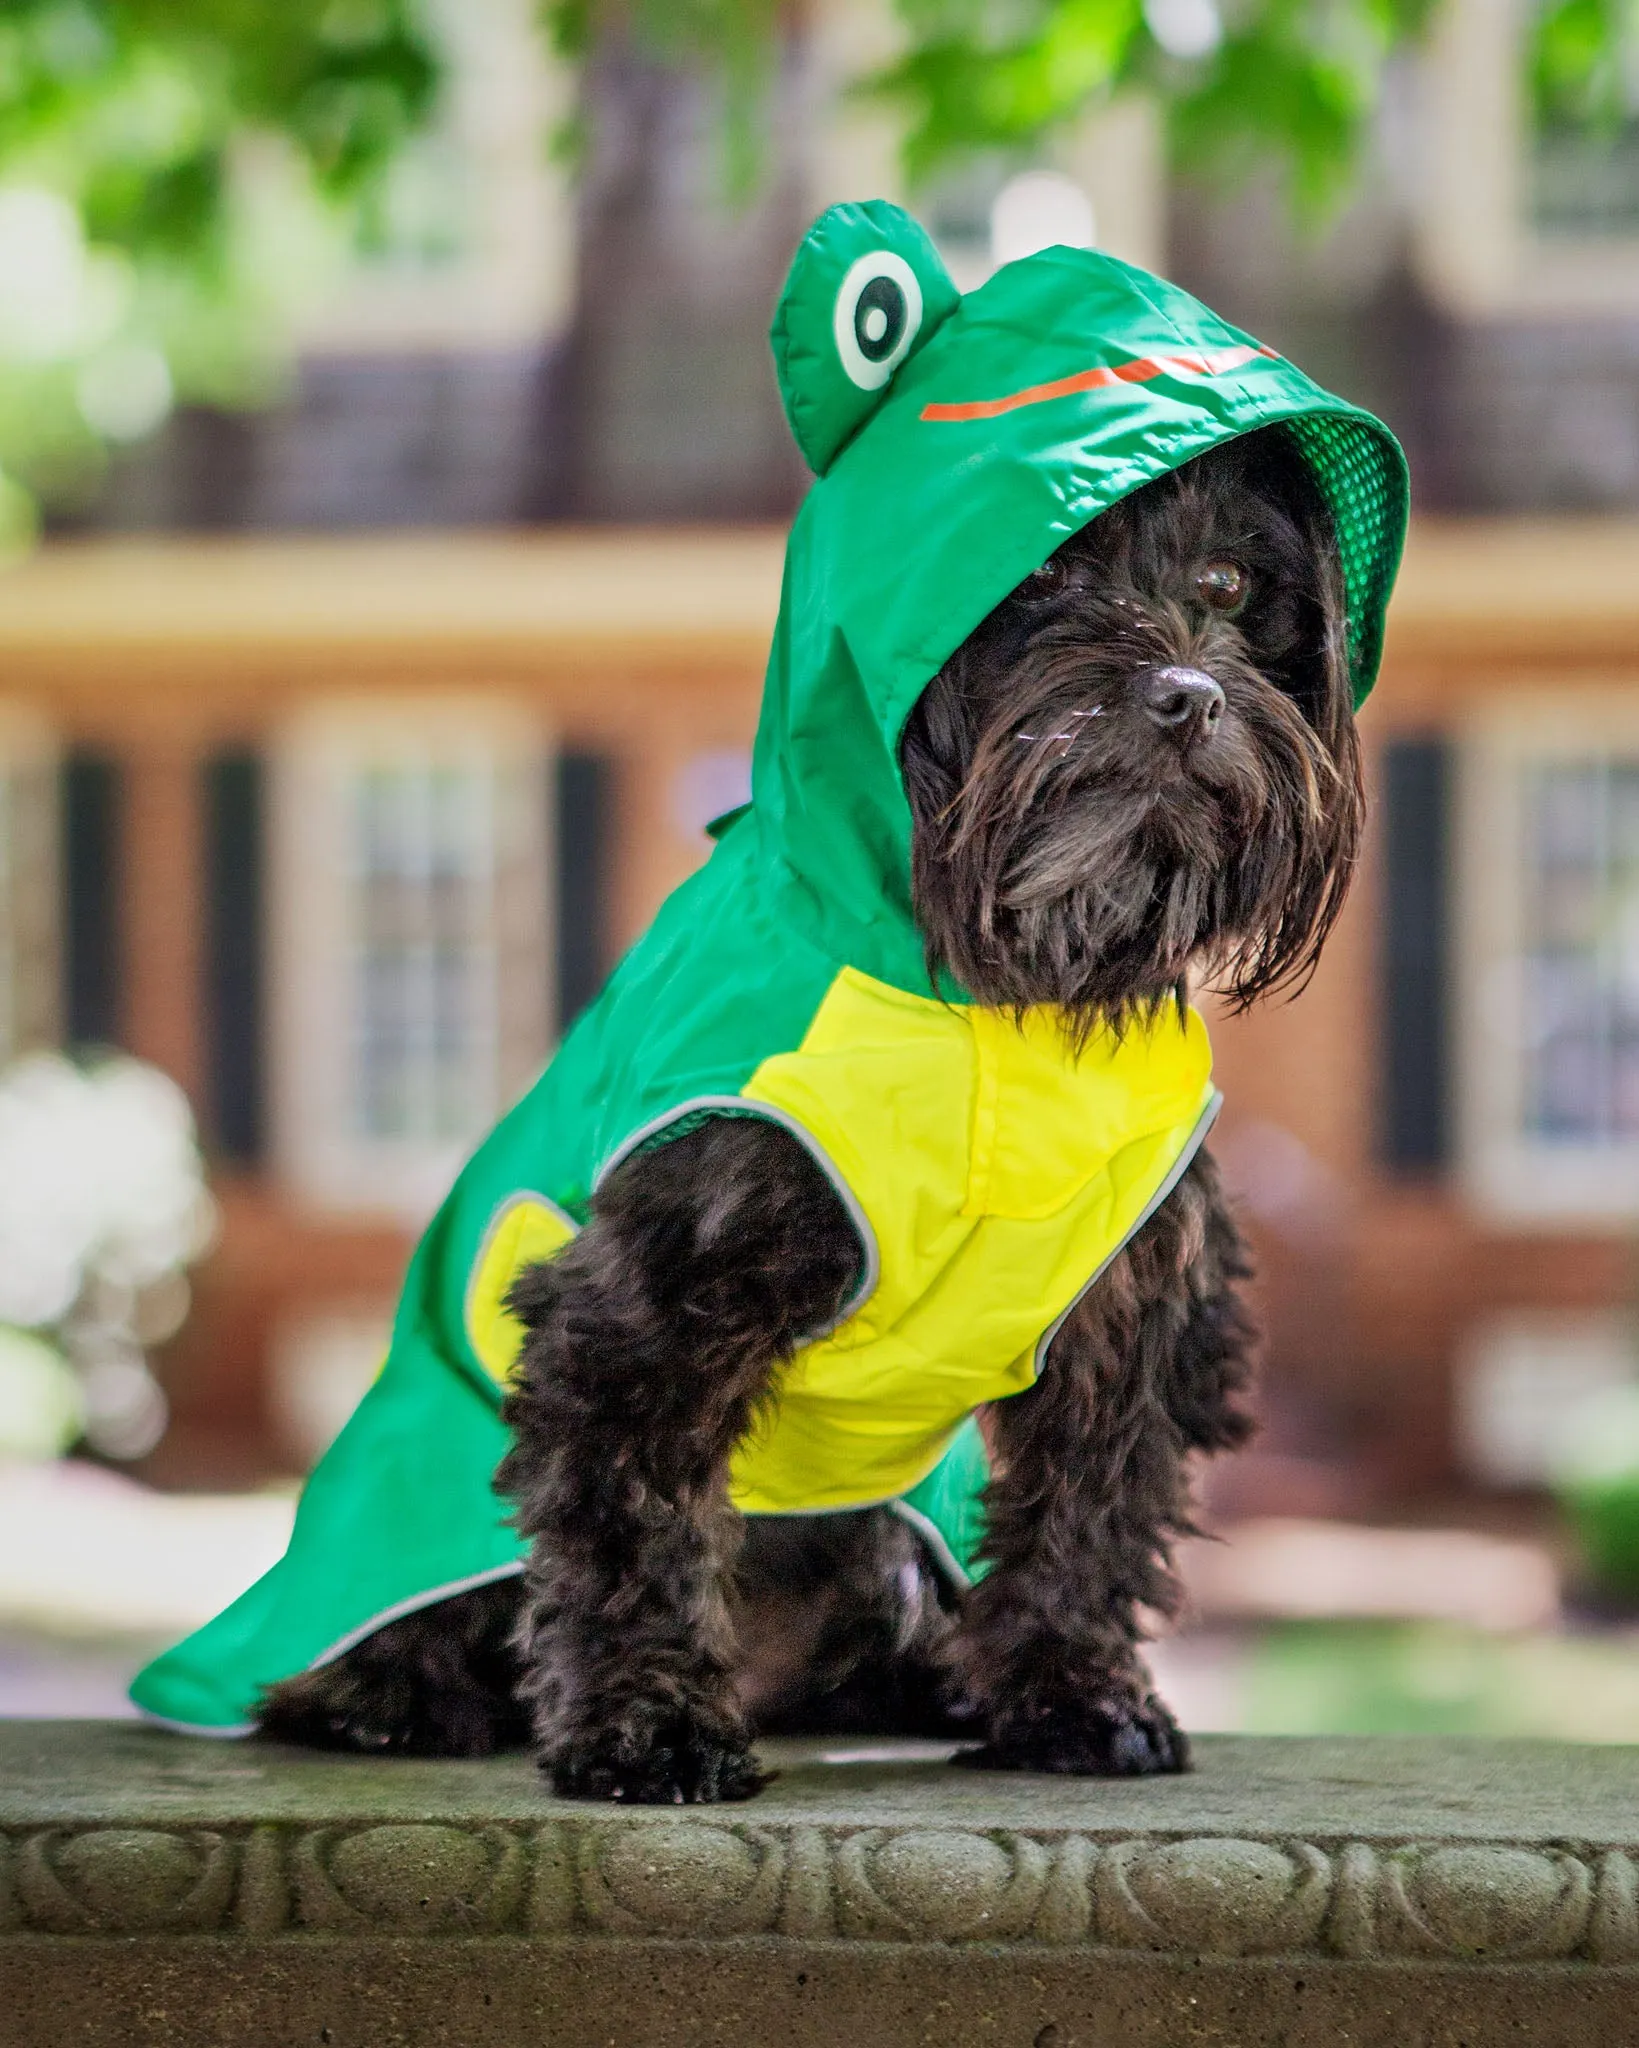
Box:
[1283, 410, 1409, 708]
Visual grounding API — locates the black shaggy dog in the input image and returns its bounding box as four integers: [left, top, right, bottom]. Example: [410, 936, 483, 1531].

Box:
[262, 422, 1363, 1799]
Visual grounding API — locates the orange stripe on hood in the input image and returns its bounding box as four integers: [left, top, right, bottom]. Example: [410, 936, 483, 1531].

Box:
[920, 343, 1279, 424]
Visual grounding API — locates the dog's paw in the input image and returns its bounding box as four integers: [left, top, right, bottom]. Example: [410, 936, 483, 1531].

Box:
[951, 1694, 1189, 1778]
[546, 1716, 769, 1804]
[258, 1677, 526, 1759]
[258, 1697, 523, 1759]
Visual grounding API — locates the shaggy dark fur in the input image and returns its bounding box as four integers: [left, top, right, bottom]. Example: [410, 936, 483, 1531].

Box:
[901, 425, 1359, 1033]
[259, 422, 1360, 1799]
[259, 1574, 529, 1757]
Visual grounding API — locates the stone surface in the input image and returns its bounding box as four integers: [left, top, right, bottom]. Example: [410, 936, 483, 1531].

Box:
[2, 1721, 1638, 2046]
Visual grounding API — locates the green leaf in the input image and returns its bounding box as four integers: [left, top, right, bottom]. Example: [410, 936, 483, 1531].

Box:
[1529, 0, 1639, 133]
[869, 0, 1145, 183]
[0, 0, 442, 527]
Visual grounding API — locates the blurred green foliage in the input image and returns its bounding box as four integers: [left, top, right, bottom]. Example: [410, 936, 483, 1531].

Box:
[2, 1, 1637, 543]
[546, 0, 1444, 213]
[1531, 0, 1639, 132]
[1554, 1384, 1639, 1599]
[551, 4, 1639, 220]
[0, 0, 435, 535]
[545, 1, 785, 196]
[873, 0, 1439, 212]
[1242, 1620, 1639, 1741]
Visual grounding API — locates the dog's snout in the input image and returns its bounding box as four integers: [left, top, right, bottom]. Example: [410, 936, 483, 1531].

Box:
[1140, 666, 1225, 739]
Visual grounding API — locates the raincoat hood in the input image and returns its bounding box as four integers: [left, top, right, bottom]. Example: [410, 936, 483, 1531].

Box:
[130, 205, 1407, 1737]
[752, 200, 1406, 992]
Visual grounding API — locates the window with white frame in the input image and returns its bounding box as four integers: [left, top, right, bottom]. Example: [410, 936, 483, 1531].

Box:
[1415, 0, 1639, 317]
[294, 0, 573, 357]
[1530, 116, 1639, 240]
[273, 701, 552, 1218]
[1458, 697, 1639, 1220]
[0, 710, 58, 1067]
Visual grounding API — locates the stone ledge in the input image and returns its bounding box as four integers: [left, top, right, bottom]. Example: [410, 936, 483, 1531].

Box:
[3, 1721, 1638, 2047]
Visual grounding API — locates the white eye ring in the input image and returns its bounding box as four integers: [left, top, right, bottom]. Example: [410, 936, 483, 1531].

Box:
[833, 249, 924, 392]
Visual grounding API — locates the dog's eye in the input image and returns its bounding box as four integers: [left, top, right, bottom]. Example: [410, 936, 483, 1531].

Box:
[1023, 555, 1069, 598]
[1196, 560, 1248, 613]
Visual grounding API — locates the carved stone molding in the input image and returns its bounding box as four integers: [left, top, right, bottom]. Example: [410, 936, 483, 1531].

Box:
[3, 1819, 1637, 1961]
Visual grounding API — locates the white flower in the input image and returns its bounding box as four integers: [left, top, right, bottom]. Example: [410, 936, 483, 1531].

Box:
[0, 1052, 216, 1329]
[0, 1325, 82, 1462]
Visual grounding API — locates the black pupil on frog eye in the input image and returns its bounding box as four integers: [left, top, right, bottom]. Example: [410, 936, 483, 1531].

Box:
[1198, 561, 1246, 609]
[855, 275, 906, 362]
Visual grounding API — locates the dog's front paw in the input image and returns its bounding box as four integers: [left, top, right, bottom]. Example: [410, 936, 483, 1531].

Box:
[546, 1714, 769, 1804]
[952, 1693, 1189, 1778]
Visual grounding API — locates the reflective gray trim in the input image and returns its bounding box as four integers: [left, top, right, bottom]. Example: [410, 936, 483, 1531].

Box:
[138, 1562, 534, 1736]
[463, 1187, 580, 1346]
[134, 1099, 1223, 1740]
[1031, 1090, 1224, 1376]
[133, 1711, 255, 1740]
[738, 1485, 975, 1590]
[308, 1562, 526, 1672]
[595, 1095, 880, 1333]
[740, 1492, 902, 1516]
[887, 1497, 974, 1593]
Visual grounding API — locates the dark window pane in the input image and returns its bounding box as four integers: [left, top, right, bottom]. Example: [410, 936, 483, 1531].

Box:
[556, 753, 611, 1034]
[1380, 738, 1451, 1172]
[203, 752, 265, 1162]
[62, 751, 121, 1049]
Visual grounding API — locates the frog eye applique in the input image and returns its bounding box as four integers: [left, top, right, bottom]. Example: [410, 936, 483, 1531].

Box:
[772, 200, 959, 475]
[834, 250, 923, 390]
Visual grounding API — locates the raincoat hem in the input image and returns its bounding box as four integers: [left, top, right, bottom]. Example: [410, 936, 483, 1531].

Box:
[310, 1561, 527, 1673]
[133, 1711, 256, 1740]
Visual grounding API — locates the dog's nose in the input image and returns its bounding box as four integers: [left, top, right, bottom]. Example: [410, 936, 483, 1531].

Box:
[1140, 665, 1225, 739]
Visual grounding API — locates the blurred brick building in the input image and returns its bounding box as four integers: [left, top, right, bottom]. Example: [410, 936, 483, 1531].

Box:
[1, 0, 1637, 1498]
[0, 519, 1634, 1505]
[0, 531, 778, 1479]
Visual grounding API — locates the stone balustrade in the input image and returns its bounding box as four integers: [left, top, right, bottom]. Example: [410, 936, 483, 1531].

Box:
[2, 1720, 1636, 2045]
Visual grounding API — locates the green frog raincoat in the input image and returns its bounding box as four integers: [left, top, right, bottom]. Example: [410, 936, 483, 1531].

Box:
[134, 203, 1407, 1734]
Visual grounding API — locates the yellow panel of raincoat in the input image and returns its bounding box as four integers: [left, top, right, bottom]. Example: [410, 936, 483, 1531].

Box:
[468, 966, 1219, 1515]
